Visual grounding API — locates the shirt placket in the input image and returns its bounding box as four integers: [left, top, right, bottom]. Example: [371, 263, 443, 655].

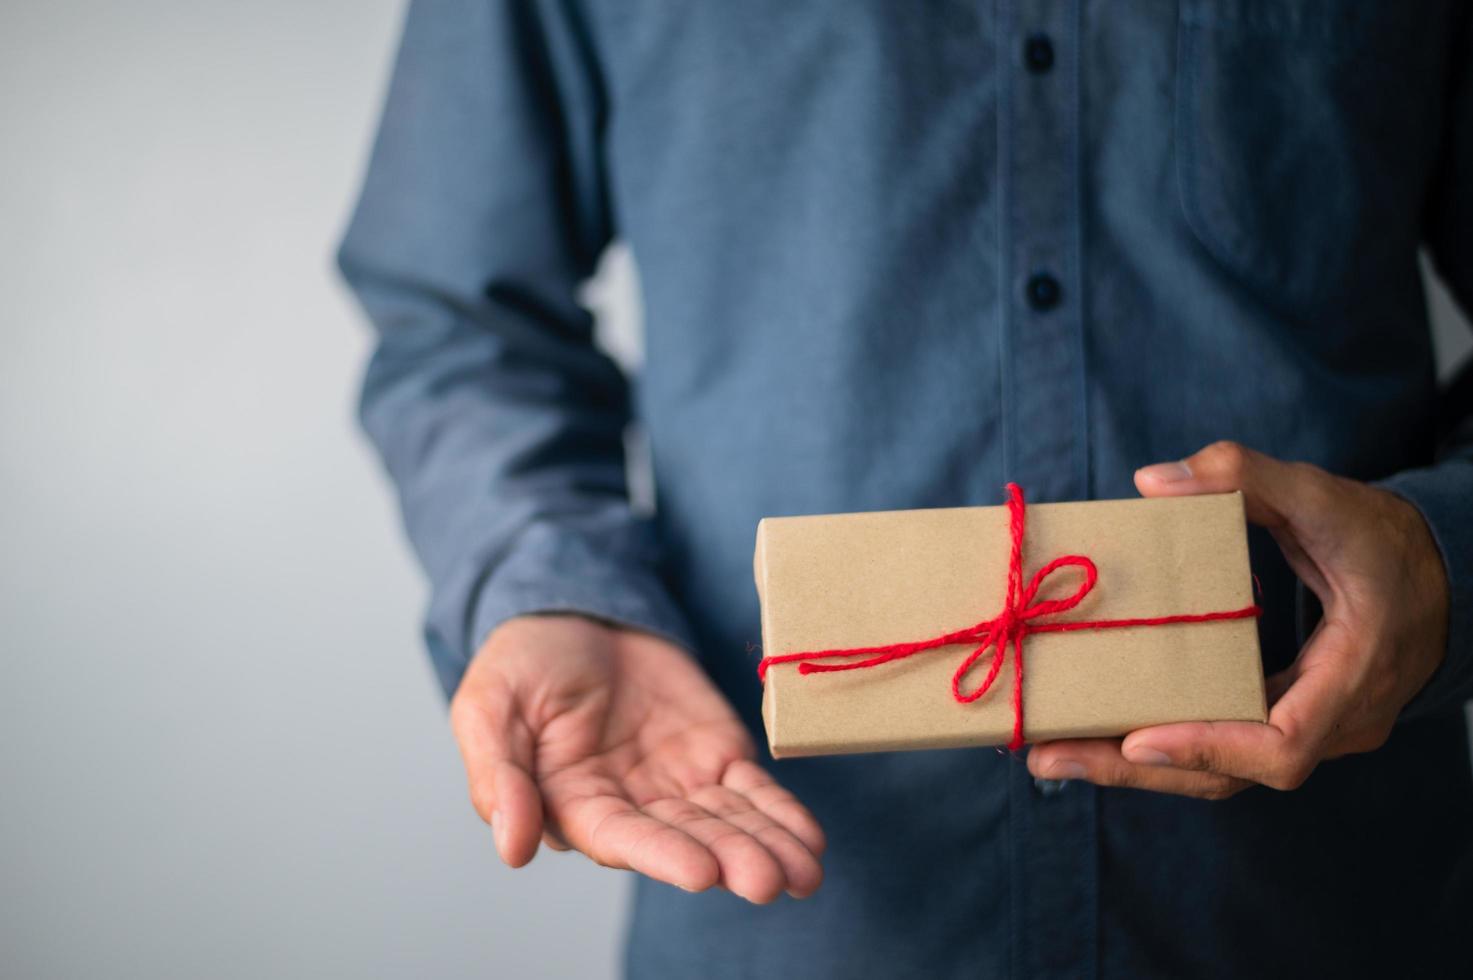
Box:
[997, 1, 1097, 978]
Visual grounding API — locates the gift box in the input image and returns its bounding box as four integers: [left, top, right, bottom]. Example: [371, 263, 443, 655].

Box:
[754, 487, 1266, 757]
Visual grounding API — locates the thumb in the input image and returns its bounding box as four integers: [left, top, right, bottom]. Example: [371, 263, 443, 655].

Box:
[1133, 440, 1309, 531]
[450, 682, 543, 868]
[1134, 440, 1335, 597]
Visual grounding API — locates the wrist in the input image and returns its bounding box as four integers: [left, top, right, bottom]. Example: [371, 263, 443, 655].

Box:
[1374, 485, 1451, 700]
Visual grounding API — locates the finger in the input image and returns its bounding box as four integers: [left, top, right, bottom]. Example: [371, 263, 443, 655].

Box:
[1134, 440, 1335, 596]
[1120, 721, 1286, 785]
[560, 793, 721, 893]
[451, 688, 543, 868]
[643, 797, 790, 904]
[1264, 666, 1297, 706]
[541, 830, 571, 852]
[690, 785, 824, 898]
[1134, 441, 1304, 528]
[721, 760, 827, 858]
[1120, 632, 1348, 789]
[1028, 738, 1247, 801]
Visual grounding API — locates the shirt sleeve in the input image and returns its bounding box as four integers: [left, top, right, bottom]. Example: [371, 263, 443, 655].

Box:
[1380, 8, 1473, 721]
[336, 0, 695, 698]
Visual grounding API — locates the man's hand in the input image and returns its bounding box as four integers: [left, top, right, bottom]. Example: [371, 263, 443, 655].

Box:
[449, 615, 825, 902]
[1027, 441, 1450, 800]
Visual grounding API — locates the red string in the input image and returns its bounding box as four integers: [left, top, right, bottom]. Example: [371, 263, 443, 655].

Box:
[756, 484, 1261, 751]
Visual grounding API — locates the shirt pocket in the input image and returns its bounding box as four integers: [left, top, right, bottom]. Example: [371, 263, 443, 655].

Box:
[1174, 0, 1443, 315]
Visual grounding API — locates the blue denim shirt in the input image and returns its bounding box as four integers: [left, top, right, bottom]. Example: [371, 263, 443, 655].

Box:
[339, 2, 1473, 976]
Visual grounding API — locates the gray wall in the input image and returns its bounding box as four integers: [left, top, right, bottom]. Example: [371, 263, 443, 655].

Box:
[0, 3, 625, 978]
[2, 3, 1469, 979]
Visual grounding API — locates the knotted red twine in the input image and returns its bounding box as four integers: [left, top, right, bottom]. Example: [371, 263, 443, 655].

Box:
[756, 484, 1262, 751]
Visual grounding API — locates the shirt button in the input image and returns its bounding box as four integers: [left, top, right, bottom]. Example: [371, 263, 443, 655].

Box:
[1024, 34, 1055, 74]
[1026, 272, 1062, 311]
[1034, 777, 1067, 796]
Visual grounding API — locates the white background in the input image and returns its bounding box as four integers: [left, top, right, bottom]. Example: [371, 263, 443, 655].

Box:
[2, 3, 1469, 978]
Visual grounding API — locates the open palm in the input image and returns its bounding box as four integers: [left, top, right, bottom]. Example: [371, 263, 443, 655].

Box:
[450, 615, 825, 903]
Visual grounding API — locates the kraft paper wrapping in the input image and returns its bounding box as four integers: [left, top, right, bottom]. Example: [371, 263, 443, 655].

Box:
[755, 493, 1267, 758]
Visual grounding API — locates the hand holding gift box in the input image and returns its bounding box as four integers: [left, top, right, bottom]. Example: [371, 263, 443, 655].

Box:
[755, 485, 1266, 757]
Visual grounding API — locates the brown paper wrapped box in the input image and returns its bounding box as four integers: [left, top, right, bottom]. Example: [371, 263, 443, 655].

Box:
[755, 492, 1266, 758]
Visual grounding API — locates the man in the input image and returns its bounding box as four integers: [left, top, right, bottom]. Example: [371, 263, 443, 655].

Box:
[339, 2, 1473, 976]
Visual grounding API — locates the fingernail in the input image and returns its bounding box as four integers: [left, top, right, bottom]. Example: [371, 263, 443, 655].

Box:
[1136, 461, 1193, 484]
[1047, 760, 1087, 780]
[1126, 745, 1172, 766]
